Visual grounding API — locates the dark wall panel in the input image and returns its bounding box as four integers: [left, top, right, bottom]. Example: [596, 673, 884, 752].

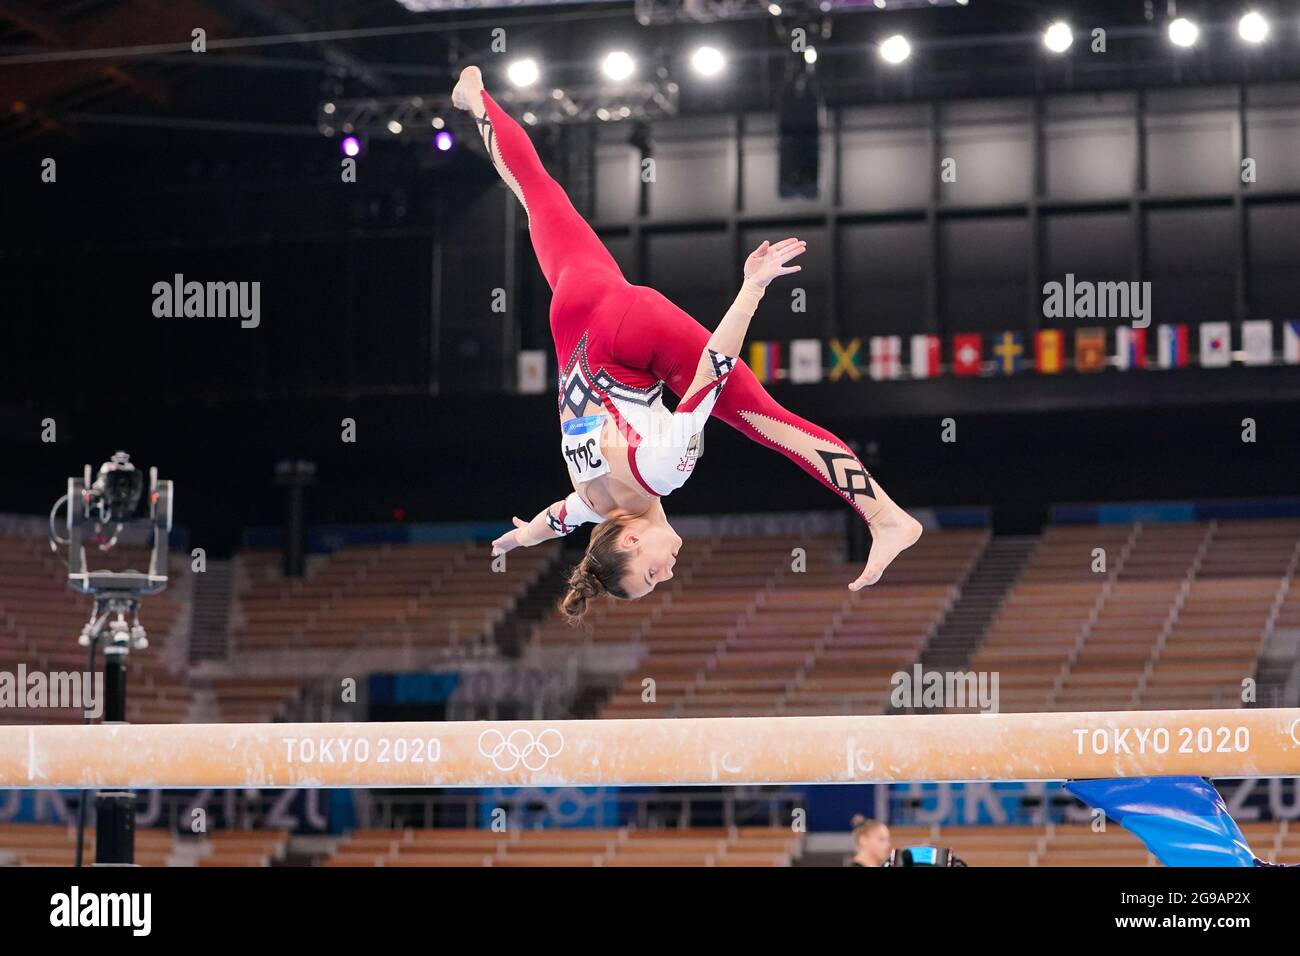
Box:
[1145, 206, 1236, 324]
[645, 230, 732, 326]
[1043, 211, 1133, 289]
[1248, 203, 1300, 317]
[1245, 84, 1300, 192]
[1145, 88, 1239, 196]
[594, 130, 639, 223]
[940, 216, 1030, 331]
[839, 220, 929, 336]
[646, 115, 735, 220]
[839, 104, 930, 211]
[938, 99, 1033, 206]
[1044, 92, 1137, 199]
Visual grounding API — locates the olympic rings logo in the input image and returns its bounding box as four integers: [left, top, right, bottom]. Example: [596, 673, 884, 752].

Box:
[477, 728, 565, 772]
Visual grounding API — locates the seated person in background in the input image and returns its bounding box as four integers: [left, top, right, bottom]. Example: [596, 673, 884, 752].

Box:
[848, 815, 891, 867]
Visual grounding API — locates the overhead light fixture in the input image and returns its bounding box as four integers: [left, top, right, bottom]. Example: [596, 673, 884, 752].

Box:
[506, 57, 540, 88]
[602, 51, 636, 81]
[1238, 11, 1270, 44]
[691, 46, 725, 77]
[879, 34, 912, 65]
[1043, 22, 1073, 54]
[1168, 17, 1199, 48]
[804, 46, 818, 65]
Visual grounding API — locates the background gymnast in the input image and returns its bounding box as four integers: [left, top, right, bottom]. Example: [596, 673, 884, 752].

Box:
[457, 66, 922, 621]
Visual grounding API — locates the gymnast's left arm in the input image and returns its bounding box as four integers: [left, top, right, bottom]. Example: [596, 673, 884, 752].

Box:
[490, 492, 602, 556]
[681, 238, 806, 399]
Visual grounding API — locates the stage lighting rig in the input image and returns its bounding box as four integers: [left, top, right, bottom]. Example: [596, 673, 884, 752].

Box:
[634, 0, 964, 26]
[318, 81, 679, 141]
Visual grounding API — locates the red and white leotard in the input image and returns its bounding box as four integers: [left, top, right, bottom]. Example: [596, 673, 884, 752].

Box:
[479, 89, 881, 538]
[558, 329, 737, 496]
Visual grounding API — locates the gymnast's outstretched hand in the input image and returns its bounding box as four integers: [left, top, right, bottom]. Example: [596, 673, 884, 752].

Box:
[491, 516, 535, 556]
[743, 237, 806, 288]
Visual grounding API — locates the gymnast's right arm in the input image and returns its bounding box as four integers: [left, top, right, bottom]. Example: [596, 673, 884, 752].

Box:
[490, 492, 603, 555]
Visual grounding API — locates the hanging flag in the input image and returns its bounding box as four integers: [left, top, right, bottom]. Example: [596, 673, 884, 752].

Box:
[828, 338, 862, 381]
[910, 334, 941, 379]
[1075, 327, 1106, 372]
[747, 341, 783, 383]
[1240, 320, 1273, 366]
[517, 350, 548, 394]
[1199, 321, 1231, 367]
[789, 339, 823, 383]
[1035, 329, 1063, 374]
[869, 336, 902, 381]
[991, 332, 1025, 375]
[1157, 324, 1189, 368]
[1285, 320, 1300, 364]
[1114, 326, 1147, 370]
[951, 333, 982, 377]
[1066, 777, 1258, 867]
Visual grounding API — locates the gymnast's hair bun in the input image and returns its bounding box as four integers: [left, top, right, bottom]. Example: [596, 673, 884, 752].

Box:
[559, 558, 605, 624]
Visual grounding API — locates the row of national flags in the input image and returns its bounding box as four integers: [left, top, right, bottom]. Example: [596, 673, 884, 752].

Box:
[743, 320, 1300, 383]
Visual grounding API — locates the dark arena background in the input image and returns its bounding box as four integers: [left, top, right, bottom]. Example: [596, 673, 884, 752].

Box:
[2, 0, 1300, 937]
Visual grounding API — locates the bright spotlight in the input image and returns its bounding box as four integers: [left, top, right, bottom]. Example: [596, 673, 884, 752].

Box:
[1239, 11, 1270, 44]
[767, 3, 782, 14]
[434, 130, 454, 152]
[1168, 17, 1199, 48]
[1043, 22, 1073, 53]
[341, 136, 362, 158]
[602, 51, 636, 82]
[804, 46, 818, 65]
[506, 57, 540, 88]
[879, 34, 912, 65]
[691, 46, 725, 77]
[387, 120, 403, 135]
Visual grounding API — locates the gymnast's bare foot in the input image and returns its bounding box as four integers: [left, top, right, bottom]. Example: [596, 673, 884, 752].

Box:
[452, 65, 486, 116]
[850, 482, 923, 592]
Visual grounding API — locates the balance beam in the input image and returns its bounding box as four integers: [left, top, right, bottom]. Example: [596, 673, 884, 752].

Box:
[1, 708, 1298, 789]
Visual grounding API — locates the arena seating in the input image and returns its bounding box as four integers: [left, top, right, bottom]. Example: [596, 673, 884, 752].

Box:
[231, 541, 557, 654]
[530, 528, 987, 718]
[320, 825, 800, 867]
[0, 534, 189, 725]
[216, 539, 559, 720]
[0, 823, 289, 866]
[970, 519, 1300, 713]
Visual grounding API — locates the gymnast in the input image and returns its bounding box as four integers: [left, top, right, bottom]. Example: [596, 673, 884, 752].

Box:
[457, 66, 921, 621]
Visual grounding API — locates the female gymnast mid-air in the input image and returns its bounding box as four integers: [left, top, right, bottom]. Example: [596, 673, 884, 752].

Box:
[456, 66, 922, 622]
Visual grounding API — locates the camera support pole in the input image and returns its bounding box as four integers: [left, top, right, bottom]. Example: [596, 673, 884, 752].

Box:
[66, 463, 173, 866]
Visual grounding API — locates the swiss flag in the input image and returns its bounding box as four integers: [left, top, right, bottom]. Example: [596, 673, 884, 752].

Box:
[952, 333, 982, 377]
